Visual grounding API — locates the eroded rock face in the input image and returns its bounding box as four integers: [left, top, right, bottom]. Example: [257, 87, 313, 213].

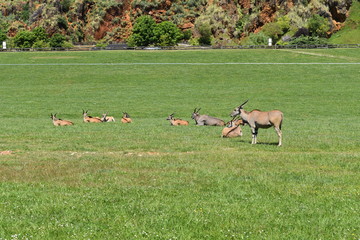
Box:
[0, 0, 353, 43]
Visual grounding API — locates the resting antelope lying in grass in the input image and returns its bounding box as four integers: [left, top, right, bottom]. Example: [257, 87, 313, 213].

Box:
[121, 112, 132, 123]
[192, 108, 225, 126]
[50, 113, 74, 126]
[230, 100, 283, 146]
[101, 113, 115, 122]
[221, 116, 243, 138]
[166, 113, 189, 126]
[82, 110, 102, 123]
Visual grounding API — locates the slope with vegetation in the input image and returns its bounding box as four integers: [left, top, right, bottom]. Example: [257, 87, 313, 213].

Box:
[0, 0, 357, 47]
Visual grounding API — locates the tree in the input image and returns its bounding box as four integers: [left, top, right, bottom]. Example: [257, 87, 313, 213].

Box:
[307, 14, 330, 37]
[197, 23, 212, 45]
[153, 21, 183, 46]
[32, 27, 48, 42]
[49, 33, 66, 48]
[128, 15, 156, 46]
[13, 31, 36, 48]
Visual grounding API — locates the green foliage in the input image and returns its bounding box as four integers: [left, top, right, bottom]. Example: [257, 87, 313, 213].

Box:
[32, 27, 48, 42]
[60, 0, 72, 13]
[20, 2, 30, 22]
[153, 21, 183, 46]
[49, 33, 67, 48]
[57, 17, 68, 30]
[289, 35, 328, 45]
[32, 40, 50, 49]
[307, 14, 330, 37]
[262, 22, 283, 42]
[277, 15, 291, 33]
[0, 29, 6, 42]
[13, 31, 36, 48]
[182, 29, 192, 41]
[197, 22, 212, 45]
[246, 32, 270, 45]
[128, 15, 156, 46]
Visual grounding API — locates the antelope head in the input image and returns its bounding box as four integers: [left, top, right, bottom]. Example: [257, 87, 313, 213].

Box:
[191, 108, 201, 119]
[230, 100, 248, 117]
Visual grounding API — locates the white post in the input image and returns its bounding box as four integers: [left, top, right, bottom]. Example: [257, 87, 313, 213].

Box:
[268, 38, 272, 47]
[2, 41, 6, 50]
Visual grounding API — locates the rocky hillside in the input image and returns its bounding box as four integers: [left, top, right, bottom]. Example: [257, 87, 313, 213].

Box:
[0, 0, 354, 44]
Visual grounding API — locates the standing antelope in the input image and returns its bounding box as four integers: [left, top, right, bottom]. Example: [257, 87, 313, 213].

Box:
[101, 113, 115, 122]
[50, 113, 74, 126]
[221, 116, 243, 138]
[82, 110, 102, 123]
[166, 113, 189, 126]
[230, 100, 283, 146]
[121, 112, 132, 123]
[192, 108, 225, 126]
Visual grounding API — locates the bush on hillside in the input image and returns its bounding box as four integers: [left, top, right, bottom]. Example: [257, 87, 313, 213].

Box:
[289, 35, 328, 45]
[128, 15, 156, 46]
[0, 29, 6, 42]
[153, 21, 183, 46]
[13, 31, 36, 48]
[307, 14, 330, 37]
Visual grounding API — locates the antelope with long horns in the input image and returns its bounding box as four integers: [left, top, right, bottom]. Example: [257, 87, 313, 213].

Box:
[230, 100, 283, 146]
[50, 113, 74, 126]
[121, 112, 132, 123]
[221, 116, 243, 138]
[192, 108, 225, 126]
[82, 110, 102, 123]
[166, 113, 189, 126]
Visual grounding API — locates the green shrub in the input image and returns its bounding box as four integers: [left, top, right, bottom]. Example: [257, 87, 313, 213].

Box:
[128, 15, 156, 46]
[32, 27, 48, 42]
[246, 32, 270, 45]
[289, 35, 328, 45]
[0, 29, 6, 42]
[182, 29, 192, 41]
[49, 33, 67, 48]
[307, 14, 330, 37]
[57, 17, 68, 30]
[262, 22, 283, 42]
[153, 21, 183, 46]
[32, 40, 49, 49]
[13, 31, 36, 48]
[197, 22, 212, 45]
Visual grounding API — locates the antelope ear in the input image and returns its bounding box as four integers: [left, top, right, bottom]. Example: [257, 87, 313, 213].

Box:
[197, 108, 201, 112]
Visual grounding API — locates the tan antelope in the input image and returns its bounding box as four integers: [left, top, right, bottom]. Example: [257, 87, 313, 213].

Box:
[230, 100, 283, 146]
[121, 112, 132, 123]
[221, 116, 243, 138]
[101, 113, 115, 122]
[50, 113, 74, 126]
[166, 113, 189, 126]
[192, 108, 225, 126]
[82, 110, 102, 123]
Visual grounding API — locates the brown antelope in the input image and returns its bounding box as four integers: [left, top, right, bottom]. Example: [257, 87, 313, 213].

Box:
[192, 108, 225, 126]
[101, 113, 115, 122]
[50, 113, 74, 126]
[230, 100, 283, 146]
[121, 112, 132, 123]
[82, 110, 102, 123]
[221, 116, 243, 138]
[166, 113, 189, 126]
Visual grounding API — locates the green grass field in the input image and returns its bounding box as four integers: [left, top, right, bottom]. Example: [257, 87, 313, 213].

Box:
[0, 49, 359, 239]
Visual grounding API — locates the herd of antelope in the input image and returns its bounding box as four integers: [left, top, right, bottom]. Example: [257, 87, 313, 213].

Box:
[51, 100, 283, 146]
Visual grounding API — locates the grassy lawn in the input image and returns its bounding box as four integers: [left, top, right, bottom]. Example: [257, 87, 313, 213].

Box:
[0, 49, 359, 239]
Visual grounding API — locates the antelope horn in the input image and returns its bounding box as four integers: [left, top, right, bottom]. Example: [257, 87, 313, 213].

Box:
[240, 99, 249, 107]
